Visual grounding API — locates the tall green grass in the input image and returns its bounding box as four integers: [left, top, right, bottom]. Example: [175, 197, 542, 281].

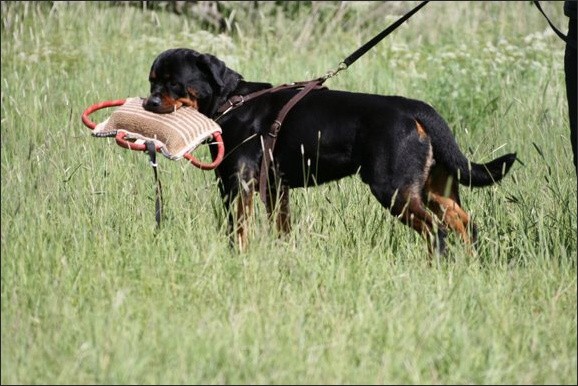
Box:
[1, 1, 576, 384]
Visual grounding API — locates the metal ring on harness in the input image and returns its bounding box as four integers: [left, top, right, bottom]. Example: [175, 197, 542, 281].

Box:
[81, 99, 224, 170]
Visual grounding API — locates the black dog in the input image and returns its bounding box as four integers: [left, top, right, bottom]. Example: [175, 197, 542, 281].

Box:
[143, 48, 516, 255]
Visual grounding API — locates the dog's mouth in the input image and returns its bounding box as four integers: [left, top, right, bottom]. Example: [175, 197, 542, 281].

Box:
[143, 95, 199, 114]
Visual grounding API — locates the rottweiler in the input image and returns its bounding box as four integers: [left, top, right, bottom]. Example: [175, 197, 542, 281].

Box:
[143, 48, 516, 255]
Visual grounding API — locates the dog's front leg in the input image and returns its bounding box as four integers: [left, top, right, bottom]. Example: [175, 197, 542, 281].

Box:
[265, 184, 291, 235]
[235, 179, 255, 253]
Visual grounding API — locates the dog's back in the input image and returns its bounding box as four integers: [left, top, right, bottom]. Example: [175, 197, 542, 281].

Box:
[254, 90, 515, 189]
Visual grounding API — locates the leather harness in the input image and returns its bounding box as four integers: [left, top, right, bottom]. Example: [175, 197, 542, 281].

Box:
[215, 78, 326, 204]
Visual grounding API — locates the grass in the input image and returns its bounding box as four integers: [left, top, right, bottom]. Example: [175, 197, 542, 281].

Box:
[1, 1, 576, 384]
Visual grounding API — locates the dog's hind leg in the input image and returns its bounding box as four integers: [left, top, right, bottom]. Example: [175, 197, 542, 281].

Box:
[363, 119, 448, 256]
[394, 191, 448, 257]
[424, 165, 478, 252]
[370, 183, 447, 257]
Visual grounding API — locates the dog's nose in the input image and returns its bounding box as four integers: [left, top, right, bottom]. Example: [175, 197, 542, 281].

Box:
[143, 95, 162, 110]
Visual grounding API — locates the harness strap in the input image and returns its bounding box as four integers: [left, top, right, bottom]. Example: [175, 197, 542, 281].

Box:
[145, 141, 163, 228]
[215, 80, 320, 119]
[258, 79, 324, 204]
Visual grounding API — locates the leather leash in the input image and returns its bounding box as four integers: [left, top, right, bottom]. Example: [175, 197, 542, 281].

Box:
[341, 0, 429, 68]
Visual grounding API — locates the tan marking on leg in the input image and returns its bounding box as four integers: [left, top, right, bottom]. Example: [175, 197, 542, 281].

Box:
[394, 191, 444, 259]
[400, 135, 441, 257]
[266, 184, 291, 236]
[276, 185, 291, 234]
[427, 194, 470, 244]
[236, 184, 254, 253]
[407, 124, 434, 201]
[425, 166, 476, 252]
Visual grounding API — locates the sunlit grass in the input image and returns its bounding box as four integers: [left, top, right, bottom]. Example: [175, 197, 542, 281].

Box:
[1, 1, 576, 384]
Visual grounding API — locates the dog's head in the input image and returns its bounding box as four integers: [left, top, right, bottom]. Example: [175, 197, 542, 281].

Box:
[143, 48, 242, 117]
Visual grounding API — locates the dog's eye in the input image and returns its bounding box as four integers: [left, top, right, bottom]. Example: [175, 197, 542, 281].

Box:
[169, 81, 179, 87]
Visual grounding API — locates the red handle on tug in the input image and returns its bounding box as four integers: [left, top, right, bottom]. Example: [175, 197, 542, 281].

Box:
[82, 99, 224, 170]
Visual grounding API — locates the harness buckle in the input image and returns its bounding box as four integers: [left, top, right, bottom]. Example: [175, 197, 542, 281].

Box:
[230, 95, 245, 107]
[268, 120, 282, 137]
[215, 95, 246, 121]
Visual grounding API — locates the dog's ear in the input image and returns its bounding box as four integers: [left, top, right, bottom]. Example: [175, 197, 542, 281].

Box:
[197, 53, 242, 98]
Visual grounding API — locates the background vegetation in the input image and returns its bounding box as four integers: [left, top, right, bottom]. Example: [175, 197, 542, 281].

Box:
[1, 1, 576, 384]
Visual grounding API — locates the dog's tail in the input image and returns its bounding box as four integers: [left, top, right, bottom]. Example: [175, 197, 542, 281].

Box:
[416, 107, 516, 188]
[452, 153, 517, 187]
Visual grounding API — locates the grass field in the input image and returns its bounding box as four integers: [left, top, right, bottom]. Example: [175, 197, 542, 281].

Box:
[1, 1, 576, 384]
